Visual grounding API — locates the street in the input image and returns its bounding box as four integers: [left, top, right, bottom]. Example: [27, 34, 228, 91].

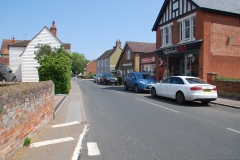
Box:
[74, 78, 240, 160]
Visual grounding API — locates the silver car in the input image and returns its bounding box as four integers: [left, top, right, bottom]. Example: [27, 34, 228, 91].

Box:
[150, 76, 217, 104]
[0, 63, 17, 82]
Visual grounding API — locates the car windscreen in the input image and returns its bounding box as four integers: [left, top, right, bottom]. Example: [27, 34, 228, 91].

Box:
[185, 78, 208, 84]
[105, 74, 113, 77]
[135, 73, 152, 79]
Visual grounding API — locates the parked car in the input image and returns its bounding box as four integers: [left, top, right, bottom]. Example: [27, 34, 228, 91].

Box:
[0, 63, 17, 82]
[93, 74, 102, 83]
[99, 73, 117, 85]
[124, 72, 157, 93]
[150, 76, 218, 105]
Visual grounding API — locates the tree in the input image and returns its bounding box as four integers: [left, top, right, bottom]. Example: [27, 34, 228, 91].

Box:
[71, 52, 90, 75]
[34, 44, 72, 94]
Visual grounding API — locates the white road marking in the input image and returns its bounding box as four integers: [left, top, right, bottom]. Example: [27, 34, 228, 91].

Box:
[51, 121, 80, 128]
[72, 124, 90, 160]
[114, 91, 124, 94]
[227, 128, 240, 134]
[135, 98, 179, 113]
[87, 142, 101, 156]
[30, 137, 74, 148]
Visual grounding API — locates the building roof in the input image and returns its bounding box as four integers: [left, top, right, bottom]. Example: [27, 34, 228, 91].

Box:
[152, 0, 240, 31]
[97, 47, 119, 60]
[126, 41, 156, 53]
[0, 39, 21, 55]
[192, 0, 240, 15]
[9, 40, 30, 47]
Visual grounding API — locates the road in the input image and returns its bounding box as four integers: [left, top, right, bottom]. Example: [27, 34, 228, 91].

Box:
[73, 78, 240, 160]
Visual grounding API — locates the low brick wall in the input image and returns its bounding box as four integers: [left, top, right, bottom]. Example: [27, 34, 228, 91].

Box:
[0, 81, 55, 160]
[213, 80, 240, 94]
[207, 72, 240, 96]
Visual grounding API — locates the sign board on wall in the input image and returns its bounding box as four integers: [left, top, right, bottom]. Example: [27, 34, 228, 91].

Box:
[141, 56, 155, 64]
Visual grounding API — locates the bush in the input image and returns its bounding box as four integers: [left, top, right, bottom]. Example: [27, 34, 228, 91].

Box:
[35, 45, 72, 94]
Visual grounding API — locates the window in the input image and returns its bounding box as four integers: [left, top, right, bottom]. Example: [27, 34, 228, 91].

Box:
[101, 60, 103, 67]
[178, 13, 196, 43]
[160, 23, 173, 47]
[126, 50, 130, 60]
[105, 59, 108, 67]
[98, 60, 99, 67]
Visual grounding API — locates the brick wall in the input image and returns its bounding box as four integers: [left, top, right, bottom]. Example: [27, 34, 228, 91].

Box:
[207, 72, 240, 95]
[0, 81, 54, 160]
[86, 60, 96, 74]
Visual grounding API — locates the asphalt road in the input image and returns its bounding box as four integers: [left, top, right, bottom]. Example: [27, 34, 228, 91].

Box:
[74, 78, 240, 160]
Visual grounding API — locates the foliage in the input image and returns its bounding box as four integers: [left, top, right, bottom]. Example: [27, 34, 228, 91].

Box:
[216, 76, 240, 82]
[23, 137, 31, 146]
[218, 91, 240, 100]
[34, 44, 72, 94]
[0, 108, 2, 114]
[71, 52, 89, 75]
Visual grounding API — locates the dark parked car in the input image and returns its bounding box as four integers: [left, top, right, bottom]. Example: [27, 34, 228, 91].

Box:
[99, 73, 117, 85]
[0, 63, 17, 82]
[124, 72, 157, 92]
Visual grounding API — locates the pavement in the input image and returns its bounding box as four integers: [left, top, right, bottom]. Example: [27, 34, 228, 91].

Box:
[9, 80, 239, 160]
[10, 81, 88, 160]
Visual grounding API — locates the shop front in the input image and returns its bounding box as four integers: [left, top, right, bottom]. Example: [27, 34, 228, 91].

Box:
[140, 54, 157, 80]
[155, 40, 202, 81]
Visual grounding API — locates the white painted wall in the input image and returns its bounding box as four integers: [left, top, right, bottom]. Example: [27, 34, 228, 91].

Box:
[21, 27, 62, 82]
[9, 46, 25, 82]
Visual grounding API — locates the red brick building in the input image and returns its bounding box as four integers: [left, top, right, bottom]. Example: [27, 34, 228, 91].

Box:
[152, 0, 240, 81]
[86, 60, 96, 74]
[115, 41, 155, 77]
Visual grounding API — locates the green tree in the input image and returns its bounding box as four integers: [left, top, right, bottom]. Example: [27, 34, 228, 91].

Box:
[34, 44, 72, 94]
[71, 52, 90, 75]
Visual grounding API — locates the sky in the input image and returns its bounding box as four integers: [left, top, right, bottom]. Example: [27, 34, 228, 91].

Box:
[0, 0, 164, 61]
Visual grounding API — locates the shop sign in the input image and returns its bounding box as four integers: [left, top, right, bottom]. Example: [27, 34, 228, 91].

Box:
[141, 56, 155, 63]
[163, 45, 186, 55]
[123, 63, 132, 66]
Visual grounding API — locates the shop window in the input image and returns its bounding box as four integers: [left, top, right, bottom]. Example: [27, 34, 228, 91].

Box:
[178, 13, 196, 43]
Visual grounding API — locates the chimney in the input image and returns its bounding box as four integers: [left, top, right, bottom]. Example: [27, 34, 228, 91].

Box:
[50, 21, 57, 36]
[116, 39, 121, 48]
[11, 37, 15, 43]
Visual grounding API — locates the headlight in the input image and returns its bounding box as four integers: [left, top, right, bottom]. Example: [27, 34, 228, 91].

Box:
[139, 81, 146, 84]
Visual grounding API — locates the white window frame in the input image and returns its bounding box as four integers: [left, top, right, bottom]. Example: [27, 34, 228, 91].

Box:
[160, 22, 173, 47]
[126, 50, 130, 60]
[178, 13, 196, 43]
[105, 59, 108, 67]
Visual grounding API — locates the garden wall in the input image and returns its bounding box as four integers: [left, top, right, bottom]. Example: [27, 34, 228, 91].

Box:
[207, 73, 240, 98]
[0, 81, 54, 160]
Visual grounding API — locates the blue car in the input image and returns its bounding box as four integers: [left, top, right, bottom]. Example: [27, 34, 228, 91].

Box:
[124, 72, 157, 93]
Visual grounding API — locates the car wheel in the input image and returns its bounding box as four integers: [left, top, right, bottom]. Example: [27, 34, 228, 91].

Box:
[12, 77, 17, 82]
[1, 78, 6, 83]
[115, 82, 117, 85]
[176, 91, 185, 104]
[124, 83, 128, 90]
[201, 101, 210, 105]
[135, 84, 139, 93]
[151, 88, 157, 98]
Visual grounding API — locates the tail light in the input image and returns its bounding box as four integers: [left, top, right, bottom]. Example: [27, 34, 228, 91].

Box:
[190, 86, 202, 91]
[213, 87, 217, 91]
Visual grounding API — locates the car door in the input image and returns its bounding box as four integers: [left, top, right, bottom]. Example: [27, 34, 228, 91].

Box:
[5, 66, 13, 81]
[156, 77, 173, 97]
[167, 77, 183, 99]
[128, 73, 135, 88]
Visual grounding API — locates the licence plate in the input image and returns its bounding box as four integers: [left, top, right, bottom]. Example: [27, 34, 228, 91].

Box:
[111, 80, 115, 82]
[203, 89, 212, 92]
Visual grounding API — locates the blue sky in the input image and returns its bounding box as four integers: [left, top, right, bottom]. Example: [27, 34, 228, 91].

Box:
[0, 0, 164, 60]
